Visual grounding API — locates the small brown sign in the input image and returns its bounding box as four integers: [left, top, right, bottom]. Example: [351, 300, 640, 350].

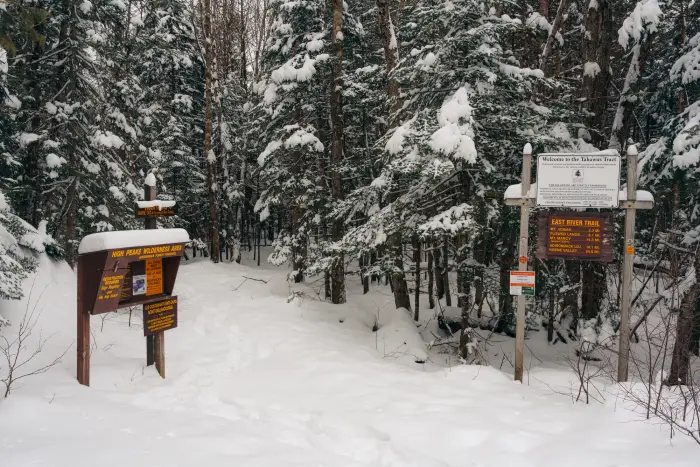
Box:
[537, 212, 613, 262]
[135, 205, 175, 217]
[143, 297, 178, 336]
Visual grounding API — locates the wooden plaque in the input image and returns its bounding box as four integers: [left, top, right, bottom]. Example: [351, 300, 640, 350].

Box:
[143, 297, 178, 336]
[536, 212, 613, 262]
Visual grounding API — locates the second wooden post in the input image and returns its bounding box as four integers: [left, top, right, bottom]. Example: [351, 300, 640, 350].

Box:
[144, 175, 165, 378]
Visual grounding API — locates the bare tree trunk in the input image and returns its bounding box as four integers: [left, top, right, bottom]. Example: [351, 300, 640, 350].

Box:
[202, 0, 220, 263]
[538, 0, 570, 73]
[413, 236, 420, 320]
[539, 0, 549, 17]
[65, 176, 77, 267]
[435, 242, 444, 300]
[330, 0, 346, 305]
[427, 248, 435, 309]
[668, 280, 699, 385]
[443, 237, 452, 307]
[376, 0, 410, 311]
[609, 30, 655, 149]
[291, 206, 304, 283]
[581, 0, 613, 147]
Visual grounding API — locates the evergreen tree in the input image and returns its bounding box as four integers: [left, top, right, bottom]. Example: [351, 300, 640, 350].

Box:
[254, 0, 331, 283]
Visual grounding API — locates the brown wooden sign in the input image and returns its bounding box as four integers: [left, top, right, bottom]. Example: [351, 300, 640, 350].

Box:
[86, 242, 185, 315]
[135, 205, 176, 217]
[537, 212, 613, 262]
[143, 297, 178, 336]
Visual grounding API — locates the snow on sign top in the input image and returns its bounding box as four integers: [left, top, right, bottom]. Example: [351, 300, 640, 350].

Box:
[78, 228, 190, 254]
[136, 200, 177, 209]
[536, 152, 621, 208]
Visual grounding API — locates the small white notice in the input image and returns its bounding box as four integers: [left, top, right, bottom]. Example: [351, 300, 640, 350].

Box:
[510, 271, 535, 296]
[132, 275, 147, 296]
[536, 152, 621, 207]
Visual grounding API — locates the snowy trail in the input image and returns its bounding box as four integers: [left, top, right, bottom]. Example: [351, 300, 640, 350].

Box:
[0, 258, 696, 466]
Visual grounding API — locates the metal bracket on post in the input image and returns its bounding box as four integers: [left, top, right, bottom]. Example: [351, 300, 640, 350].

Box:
[514, 144, 532, 383]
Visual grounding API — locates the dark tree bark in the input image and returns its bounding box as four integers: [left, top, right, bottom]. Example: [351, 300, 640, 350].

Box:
[330, 0, 346, 304]
[435, 243, 444, 300]
[668, 281, 699, 385]
[428, 248, 435, 309]
[291, 206, 304, 283]
[539, 0, 571, 73]
[581, 0, 613, 147]
[376, 0, 410, 311]
[201, 0, 220, 263]
[443, 237, 452, 307]
[413, 236, 420, 320]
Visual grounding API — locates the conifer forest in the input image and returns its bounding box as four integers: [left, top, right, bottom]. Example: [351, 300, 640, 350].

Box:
[2, 0, 700, 459]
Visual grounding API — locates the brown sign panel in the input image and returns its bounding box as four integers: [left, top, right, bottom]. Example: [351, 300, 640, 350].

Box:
[135, 205, 175, 217]
[89, 242, 185, 314]
[537, 212, 613, 262]
[143, 296, 178, 336]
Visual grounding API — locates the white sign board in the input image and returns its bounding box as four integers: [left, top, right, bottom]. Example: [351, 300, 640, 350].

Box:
[536, 154, 621, 207]
[510, 271, 535, 296]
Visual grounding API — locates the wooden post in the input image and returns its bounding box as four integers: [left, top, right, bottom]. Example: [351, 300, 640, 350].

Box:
[144, 180, 156, 368]
[144, 176, 165, 378]
[617, 144, 637, 382]
[77, 256, 90, 386]
[515, 143, 532, 383]
[154, 330, 165, 378]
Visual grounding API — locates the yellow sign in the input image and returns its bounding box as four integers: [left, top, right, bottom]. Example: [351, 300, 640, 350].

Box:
[146, 259, 163, 296]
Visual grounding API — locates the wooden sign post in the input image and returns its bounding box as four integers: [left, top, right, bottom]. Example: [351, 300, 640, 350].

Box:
[76, 229, 189, 387]
[514, 143, 532, 383]
[505, 144, 653, 383]
[141, 174, 176, 376]
[143, 178, 159, 371]
[618, 145, 638, 383]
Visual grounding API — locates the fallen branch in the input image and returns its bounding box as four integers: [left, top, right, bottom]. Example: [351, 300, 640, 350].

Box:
[629, 294, 665, 339]
[233, 276, 269, 291]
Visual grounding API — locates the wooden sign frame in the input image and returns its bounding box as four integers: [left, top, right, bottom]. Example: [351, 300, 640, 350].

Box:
[77, 241, 186, 387]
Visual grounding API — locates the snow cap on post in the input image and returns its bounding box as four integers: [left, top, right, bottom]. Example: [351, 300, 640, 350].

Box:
[145, 172, 157, 187]
[523, 143, 532, 155]
[627, 144, 638, 157]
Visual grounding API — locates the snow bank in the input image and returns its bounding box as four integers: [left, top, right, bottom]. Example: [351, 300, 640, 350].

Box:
[0, 258, 697, 466]
[78, 228, 189, 254]
[376, 307, 428, 364]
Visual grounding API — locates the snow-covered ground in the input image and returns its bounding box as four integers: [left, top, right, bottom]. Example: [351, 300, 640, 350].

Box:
[0, 253, 697, 466]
